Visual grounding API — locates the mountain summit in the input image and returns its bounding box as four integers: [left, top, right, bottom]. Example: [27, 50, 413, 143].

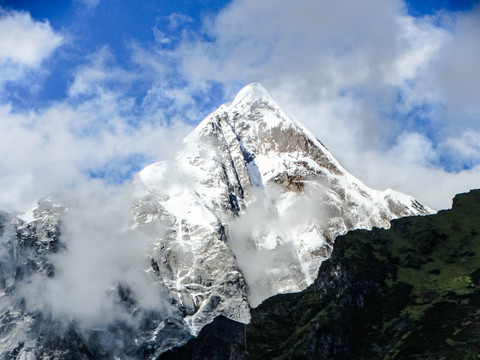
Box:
[136, 82, 432, 319]
[0, 83, 432, 359]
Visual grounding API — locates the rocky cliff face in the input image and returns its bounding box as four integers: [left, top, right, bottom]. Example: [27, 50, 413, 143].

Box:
[0, 83, 431, 359]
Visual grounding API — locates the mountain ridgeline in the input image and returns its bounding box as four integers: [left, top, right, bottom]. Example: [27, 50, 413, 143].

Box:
[161, 189, 480, 359]
[0, 83, 432, 359]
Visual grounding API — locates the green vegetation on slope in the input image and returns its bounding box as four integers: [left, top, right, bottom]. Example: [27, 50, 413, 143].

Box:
[246, 189, 480, 359]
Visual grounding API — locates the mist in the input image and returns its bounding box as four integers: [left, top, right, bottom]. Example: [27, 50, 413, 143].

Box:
[228, 181, 331, 307]
[21, 186, 169, 324]
[0, 180, 187, 357]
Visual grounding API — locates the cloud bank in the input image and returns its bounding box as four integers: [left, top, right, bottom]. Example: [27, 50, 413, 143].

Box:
[0, 1, 479, 214]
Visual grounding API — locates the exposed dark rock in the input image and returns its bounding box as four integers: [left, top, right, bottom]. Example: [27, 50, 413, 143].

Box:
[159, 316, 245, 360]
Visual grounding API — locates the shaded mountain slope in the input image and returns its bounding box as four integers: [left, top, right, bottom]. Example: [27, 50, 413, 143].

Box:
[161, 189, 480, 359]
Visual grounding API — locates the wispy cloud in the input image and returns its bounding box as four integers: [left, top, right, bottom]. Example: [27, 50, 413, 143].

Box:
[0, 69, 192, 212]
[74, 0, 100, 9]
[68, 46, 140, 98]
[18, 187, 170, 325]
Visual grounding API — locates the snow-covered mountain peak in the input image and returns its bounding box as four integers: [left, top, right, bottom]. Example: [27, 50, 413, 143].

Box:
[229, 82, 274, 108]
[191, 82, 302, 139]
[0, 83, 434, 359]
[138, 83, 432, 310]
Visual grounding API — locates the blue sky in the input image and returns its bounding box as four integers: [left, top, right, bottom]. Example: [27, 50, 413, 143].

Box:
[0, 0, 229, 106]
[406, 0, 478, 15]
[0, 0, 479, 211]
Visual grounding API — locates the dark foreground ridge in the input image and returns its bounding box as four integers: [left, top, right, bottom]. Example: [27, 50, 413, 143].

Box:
[161, 189, 480, 359]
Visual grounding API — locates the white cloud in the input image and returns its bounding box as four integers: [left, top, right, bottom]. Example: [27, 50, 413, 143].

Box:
[167, 13, 193, 32]
[19, 187, 170, 325]
[388, 132, 438, 166]
[423, 9, 480, 122]
[76, 0, 100, 9]
[446, 130, 480, 158]
[339, 149, 480, 210]
[68, 46, 140, 97]
[0, 8, 63, 92]
[389, 16, 446, 86]
[0, 9, 63, 67]
[229, 184, 330, 306]
[442, 130, 480, 168]
[0, 87, 192, 213]
[0, 23, 202, 213]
